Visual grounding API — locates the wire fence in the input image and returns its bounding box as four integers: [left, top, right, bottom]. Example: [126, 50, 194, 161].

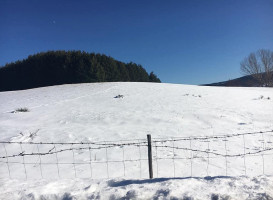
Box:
[0, 130, 273, 180]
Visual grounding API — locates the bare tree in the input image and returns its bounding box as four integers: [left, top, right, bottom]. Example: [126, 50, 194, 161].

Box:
[240, 49, 273, 87]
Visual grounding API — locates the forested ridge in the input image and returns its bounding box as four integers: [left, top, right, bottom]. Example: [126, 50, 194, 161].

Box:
[0, 50, 160, 91]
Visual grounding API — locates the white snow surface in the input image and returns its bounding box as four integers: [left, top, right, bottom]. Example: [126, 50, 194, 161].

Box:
[0, 82, 273, 199]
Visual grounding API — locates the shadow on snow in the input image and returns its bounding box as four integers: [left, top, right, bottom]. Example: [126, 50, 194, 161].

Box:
[108, 176, 234, 187]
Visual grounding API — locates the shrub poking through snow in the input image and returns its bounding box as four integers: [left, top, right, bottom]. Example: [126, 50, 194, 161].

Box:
[114, 95, 124, 98]
[15, 107, 29, 112]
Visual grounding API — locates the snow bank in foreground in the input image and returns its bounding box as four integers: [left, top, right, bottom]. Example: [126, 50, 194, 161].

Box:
[1, 176, 272, 200]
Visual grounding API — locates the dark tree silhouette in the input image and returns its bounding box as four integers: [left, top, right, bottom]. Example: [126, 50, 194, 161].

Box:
[149, 72, 161, 83]
[0, 51, 161, 91]
[240, 49, 273, 87]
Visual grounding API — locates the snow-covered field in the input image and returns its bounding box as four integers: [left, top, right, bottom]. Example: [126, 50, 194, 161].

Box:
[0, 82, 273, 199]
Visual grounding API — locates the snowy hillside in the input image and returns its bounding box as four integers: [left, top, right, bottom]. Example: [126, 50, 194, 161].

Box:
[0, 82, 273, 199]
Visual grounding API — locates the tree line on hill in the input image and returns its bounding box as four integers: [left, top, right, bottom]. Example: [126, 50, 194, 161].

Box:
[0, 50, 161, 91]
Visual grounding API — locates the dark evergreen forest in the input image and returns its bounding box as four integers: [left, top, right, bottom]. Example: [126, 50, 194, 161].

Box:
[0, 50, 161, 91]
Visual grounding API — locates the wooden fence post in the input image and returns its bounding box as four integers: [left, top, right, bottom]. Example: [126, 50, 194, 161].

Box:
[147, 134, 153, 179]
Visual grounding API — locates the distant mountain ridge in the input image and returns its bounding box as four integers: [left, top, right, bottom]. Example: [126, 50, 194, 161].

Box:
[203, 73, 273, 87]
[0, 50, 161, 92]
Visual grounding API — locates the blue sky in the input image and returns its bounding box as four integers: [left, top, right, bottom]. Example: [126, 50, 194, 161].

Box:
[0, 0, 272, 85]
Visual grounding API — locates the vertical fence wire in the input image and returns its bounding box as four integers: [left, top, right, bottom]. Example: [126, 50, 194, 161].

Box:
[71, 144, 77, 178]
[54, 144, 60, 178]
[88, 144, 93, 179]
[172, 138, 176, 177]
[224, 139, 228, 176]
[206, 140, 210, 176]
[3, 144, 11, 179]
[20, 143, 27, 180]
[261, 132, 265, 175]
[105, 142, 109, 178]
[243, 135, 246, 176]
[138, 140, 142, 179]
[122, 145, 126, 177]
[190, 138, 193, 177]
[155, 142, 159, 178]
[36, 144, 43, 178]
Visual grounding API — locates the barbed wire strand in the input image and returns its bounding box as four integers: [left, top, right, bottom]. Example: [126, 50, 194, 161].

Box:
[152, 130, 273, 142]
[1, 130, 272, 146]
[0, 141, 148, 146]
[153, 145, 273, 157]
[1, 143, 272, 161]
[4, 153, 272, 166]
[0, 158, 148, 165]
[1, 151, 269, 171]
[153, 151, 273, 161]
[0, 144, 147, 159]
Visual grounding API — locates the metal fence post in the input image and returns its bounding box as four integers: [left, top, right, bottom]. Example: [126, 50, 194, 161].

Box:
[147, 134, 153, 179]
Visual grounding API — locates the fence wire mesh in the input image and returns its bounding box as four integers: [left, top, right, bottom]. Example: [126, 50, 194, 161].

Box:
[0, 130, 273, 180]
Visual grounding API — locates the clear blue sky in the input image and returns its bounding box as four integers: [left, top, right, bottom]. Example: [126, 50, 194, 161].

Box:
[0, 0, 272, 85]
